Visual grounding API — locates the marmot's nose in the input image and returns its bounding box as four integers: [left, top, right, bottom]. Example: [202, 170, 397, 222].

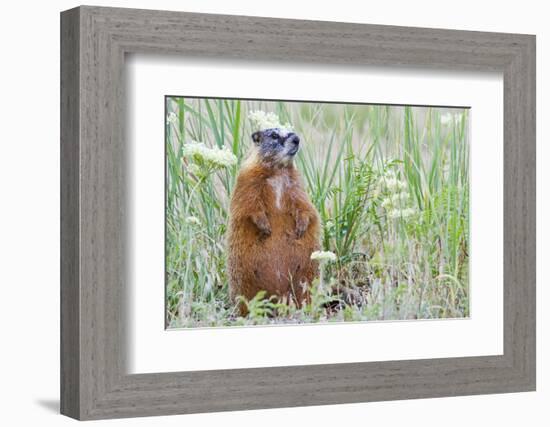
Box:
[289, 134, 300, 145]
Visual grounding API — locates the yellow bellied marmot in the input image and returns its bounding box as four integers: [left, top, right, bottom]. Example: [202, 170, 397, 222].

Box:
[227, 128, 321, 315]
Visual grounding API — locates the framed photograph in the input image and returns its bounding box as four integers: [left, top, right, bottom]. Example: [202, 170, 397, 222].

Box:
[164, 97, 471, 329]
[61, 6, 536, 420]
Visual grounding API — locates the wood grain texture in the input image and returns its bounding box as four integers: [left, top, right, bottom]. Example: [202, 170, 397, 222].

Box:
[60, 7, 80, 419]
[60, 5, 536, 420]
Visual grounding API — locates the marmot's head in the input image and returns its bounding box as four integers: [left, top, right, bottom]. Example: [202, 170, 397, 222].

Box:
[251, 128, 300, 167]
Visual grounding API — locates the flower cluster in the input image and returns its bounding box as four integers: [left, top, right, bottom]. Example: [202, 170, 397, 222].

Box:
[310, 250, 337, 262]
[248, 110, 293, 132]
[379, 169, 407, 192]
[182, 141, 237, 170]
[377, 169, 416, 220]
[387, 208, 416, 219]
[166, 111, 178, 125]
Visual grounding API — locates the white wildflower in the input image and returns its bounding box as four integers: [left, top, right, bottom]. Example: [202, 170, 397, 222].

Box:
[382, 177, 407, 192]
[248, 110, 293, 132]
[388, 208, 416, 219]
[382, 191, 409, 208]
[182, 141, 237, 169]
[166, 111, 178, 124]
[185, 216, 201, 226]
[310, 250, 337, 262]
[324, 220, 334, 230]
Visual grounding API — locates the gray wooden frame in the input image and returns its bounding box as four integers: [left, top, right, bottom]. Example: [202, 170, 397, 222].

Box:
[60, 5, 536, 420]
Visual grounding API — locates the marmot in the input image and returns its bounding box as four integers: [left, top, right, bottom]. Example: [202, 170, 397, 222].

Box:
[227, 127, 321, 315]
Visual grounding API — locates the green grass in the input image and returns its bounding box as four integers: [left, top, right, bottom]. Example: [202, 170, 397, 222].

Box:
[165, 97, 469, 328]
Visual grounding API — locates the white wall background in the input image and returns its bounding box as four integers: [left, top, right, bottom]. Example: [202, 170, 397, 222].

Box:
[0, 0, 546, 425]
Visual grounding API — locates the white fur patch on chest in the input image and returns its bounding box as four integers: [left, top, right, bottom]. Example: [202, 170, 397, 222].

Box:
[267, 175, 290, 210]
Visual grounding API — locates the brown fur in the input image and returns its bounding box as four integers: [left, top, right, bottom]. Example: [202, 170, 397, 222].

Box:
[227, 154, 321, 315]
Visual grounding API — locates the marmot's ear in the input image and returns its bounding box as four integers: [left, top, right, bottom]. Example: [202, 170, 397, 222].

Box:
[251, 131, 262, 145]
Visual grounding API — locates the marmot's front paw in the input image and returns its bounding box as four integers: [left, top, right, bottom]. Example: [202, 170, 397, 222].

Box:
[255, 217, 272, 238]
[295, 219, 308, 239]
[251, 212, 271, 238]
[258, 224, 272, 238]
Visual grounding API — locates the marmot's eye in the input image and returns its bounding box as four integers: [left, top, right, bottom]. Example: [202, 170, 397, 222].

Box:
[270, 132, 280, 140]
